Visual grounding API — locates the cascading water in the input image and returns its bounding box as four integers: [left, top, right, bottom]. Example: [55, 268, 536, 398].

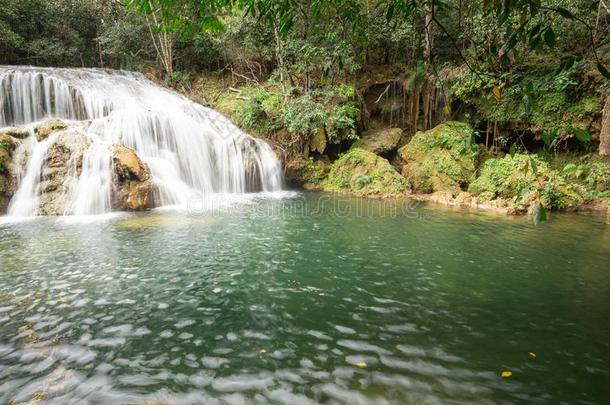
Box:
[0, 66, 283, 216]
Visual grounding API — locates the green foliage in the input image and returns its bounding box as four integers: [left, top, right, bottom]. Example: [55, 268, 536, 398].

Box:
[327, 103, 360, 143]
[470, 153, 583, 210]
[281, 95, 327, 137]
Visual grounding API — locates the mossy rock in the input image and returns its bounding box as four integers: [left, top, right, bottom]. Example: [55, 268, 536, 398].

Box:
[322, 148, 410, 197]
[34, 119, 67, 142]
[285, 156, 330, 188]
[398, 121, 479, 193]
[469, 153, 583, 210]
[352, 127, 402, 155]
[0, 127, 30, 139]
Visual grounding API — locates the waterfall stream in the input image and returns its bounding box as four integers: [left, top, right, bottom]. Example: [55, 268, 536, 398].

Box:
[0, 66, 283, 216]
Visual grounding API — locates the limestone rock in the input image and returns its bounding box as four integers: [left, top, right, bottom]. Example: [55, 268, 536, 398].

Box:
[285, 156, 330, 189]
[310, 127, 327, 155]
[398, 121, 479, 193]
[111, 145, 154, 211]
[37, 131, 92, 215]
[0, 134, 18, 214]
[322, 148, 410, 198]
[0, 127, 30, 139]
[35, 119, 68, 142]
[352, 127, 402, 155]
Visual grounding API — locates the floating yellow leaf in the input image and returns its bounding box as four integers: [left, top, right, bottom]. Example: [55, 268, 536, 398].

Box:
[354, 361, 367, 368]
[528, 352, 537, 358]
[259, 349, 267, 354]
[501, 370, 512, 378]
[492, 86, 502, 103]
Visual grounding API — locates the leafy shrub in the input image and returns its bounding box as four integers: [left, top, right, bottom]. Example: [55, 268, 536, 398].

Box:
[281, 95, 327, 136]
[327, 103, 360, 143]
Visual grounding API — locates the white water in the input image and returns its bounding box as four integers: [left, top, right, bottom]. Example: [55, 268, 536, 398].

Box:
[0, 66, 284, 216]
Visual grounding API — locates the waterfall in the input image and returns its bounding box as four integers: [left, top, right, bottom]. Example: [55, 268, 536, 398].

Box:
[0, 66, 284, 216]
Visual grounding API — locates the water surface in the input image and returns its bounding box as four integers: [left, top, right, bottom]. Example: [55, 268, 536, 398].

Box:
[1, 193, 609, 404]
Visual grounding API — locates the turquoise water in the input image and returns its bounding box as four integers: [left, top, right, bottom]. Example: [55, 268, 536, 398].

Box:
[1, 193, 609, 404]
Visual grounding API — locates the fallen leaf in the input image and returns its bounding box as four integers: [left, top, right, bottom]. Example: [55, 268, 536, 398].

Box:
[501, 370, 512, 378]
[492, 86, 502, 103]
[354, 361, 367, 368]
[528, 352, 537, 358]
[259, 349, 267, 354]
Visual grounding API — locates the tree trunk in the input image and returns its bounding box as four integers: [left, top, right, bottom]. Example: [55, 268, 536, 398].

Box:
[600, 95, 610, 156]
[423, 3, 434, 65]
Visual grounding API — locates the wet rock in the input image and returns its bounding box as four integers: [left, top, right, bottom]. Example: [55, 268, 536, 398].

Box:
[285, 156, 330, 190]
[0, 126, 30, 139]
[0, 134, 18, 214]
[111, 145, 154, 211]
[322, 148, 410, 198]
[398, 121, 479, 193]
[352, 127, 402, 155]
[38, 131, 91, 215]
[35, 119, 68, 142]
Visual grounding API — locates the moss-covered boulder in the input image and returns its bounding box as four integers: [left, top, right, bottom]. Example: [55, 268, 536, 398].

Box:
[0, 134, 18, 214]
[398, 121, 479, 193]
[35, 119, 67, 142]
[469, 153, 583, 211]
[322, 148, 410, 197]
[285, 156, 330, 189]
[352, 128, 402, 155]
[0, 127, 30, 139]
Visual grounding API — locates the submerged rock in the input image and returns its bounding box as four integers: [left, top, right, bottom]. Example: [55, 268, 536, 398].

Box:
[37, 131, 92, 215]
[285, 156, 330, 189]
[322, 148, 410, 197]
[469, 153, 583, 211]
[398, 122, 479, 193]
[111, 145, 154, 211]
[352, 127, 402, 155]
[35, 119, 68, 142]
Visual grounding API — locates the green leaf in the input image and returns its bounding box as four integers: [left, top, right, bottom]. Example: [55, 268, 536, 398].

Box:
[533, 203, 547, 225]
[543, 28, 556, 47]
[573, 127, 591, 143]
[597, 62, 610, 79]
[541, 132, 553, 146]
[509, 144, 517, 158]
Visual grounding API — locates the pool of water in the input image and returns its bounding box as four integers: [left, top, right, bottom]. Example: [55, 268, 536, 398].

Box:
[1, 193, 609, 404]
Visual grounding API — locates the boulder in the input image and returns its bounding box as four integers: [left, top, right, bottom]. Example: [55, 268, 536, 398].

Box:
[0, 134, 18, 214]
[322, 148, 410, 198]
[398, 121, 479, 193]
[37, 131, 92, 215]
[35, 119, 68, 142]
[0, 127, 30, 139]
[469, 153, 583, 212]
[111, 145, 154, 211]
[351, 127, 402, 155]
[285, 156, 330, 190]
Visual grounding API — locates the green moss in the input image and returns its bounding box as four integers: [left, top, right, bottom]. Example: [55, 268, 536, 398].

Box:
[398, 121, 479, 193]
[287, 157, 329, 185]
[469, 153, 583, 210]
[322, 148, 409, 197]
